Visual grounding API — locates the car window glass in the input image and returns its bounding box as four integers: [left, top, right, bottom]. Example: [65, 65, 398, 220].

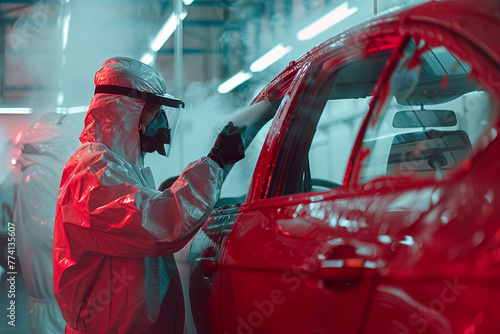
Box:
[277, 51, 392, 196]
[217, 120, 272, 205]
[309, 98, 368, 190]
[357, 40, 498, 186]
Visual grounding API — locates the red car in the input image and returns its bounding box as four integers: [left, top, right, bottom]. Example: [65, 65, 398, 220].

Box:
[177, 1, 500, 333]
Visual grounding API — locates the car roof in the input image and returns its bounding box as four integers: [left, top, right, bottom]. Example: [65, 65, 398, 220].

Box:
[253, 0, 500, 105]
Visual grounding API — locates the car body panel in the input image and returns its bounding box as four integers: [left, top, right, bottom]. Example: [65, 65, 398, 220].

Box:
[221, 192, 381, 333]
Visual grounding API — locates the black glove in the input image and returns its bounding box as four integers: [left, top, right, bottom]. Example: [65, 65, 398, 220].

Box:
[208, 122, 247, 168]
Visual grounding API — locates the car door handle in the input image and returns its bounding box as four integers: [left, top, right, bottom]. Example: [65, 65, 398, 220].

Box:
[195, 257, 217, 278]
[311, 243, 375, 285]
[314, 258, 367, 282]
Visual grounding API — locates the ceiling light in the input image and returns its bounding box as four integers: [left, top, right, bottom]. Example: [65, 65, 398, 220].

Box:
[140, 52, 154, 65]
[62, 12, 71, 51]
[57, 92, 64, 106]
[296, 2, 358, 41]
[250, 44, 293, 72]
[151, 12, 188, 52]
[0, 108, 33, 114]
[183, 0, 194, 5]
[57, 106, 89, 114]
[67, 106, 88, 114]
[217, 71, 253, 94]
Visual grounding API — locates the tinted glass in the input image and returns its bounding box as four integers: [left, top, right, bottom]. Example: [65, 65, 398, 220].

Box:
[358, 41, 497, 184]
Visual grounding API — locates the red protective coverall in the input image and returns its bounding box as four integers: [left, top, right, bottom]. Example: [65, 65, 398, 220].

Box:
[53, 57, 223, 333]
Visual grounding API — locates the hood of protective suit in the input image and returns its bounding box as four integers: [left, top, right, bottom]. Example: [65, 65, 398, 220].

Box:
[17, 112, 82, 172]
[80, 57, 168, 166]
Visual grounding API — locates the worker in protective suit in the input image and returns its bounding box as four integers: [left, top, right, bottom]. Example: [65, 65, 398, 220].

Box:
[53, 56, 248, 334]
[14, 112, 82, 333]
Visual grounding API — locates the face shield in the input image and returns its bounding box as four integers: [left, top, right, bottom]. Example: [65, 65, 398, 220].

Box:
[94, 85, 185, 157]
[162, 105, 181, 156]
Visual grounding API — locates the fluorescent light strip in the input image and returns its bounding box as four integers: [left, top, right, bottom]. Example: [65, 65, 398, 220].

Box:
[0, 108, 33, 114]
[217, 71, 253, 94]
[151, 14, 177, 51]
[67, 106, 88, 114]
[250, 44, 293, 72]
[62, 12, 71, 51]
[140, 52, 154, 65]
[57, 92, 64, 106]
[296, 2, 358, 41]
[151, 12, 188, 52]
[56, 106, 89, 114]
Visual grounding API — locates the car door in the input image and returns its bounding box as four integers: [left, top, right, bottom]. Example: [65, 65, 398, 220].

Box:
[348, 3, 500, 333]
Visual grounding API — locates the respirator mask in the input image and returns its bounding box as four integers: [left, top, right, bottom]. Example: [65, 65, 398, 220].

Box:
[140, 106, 181, 156]
[94, 84, 184, 157]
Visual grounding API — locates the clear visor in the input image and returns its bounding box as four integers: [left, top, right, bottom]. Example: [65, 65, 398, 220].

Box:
[163, 105, 181, 157]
